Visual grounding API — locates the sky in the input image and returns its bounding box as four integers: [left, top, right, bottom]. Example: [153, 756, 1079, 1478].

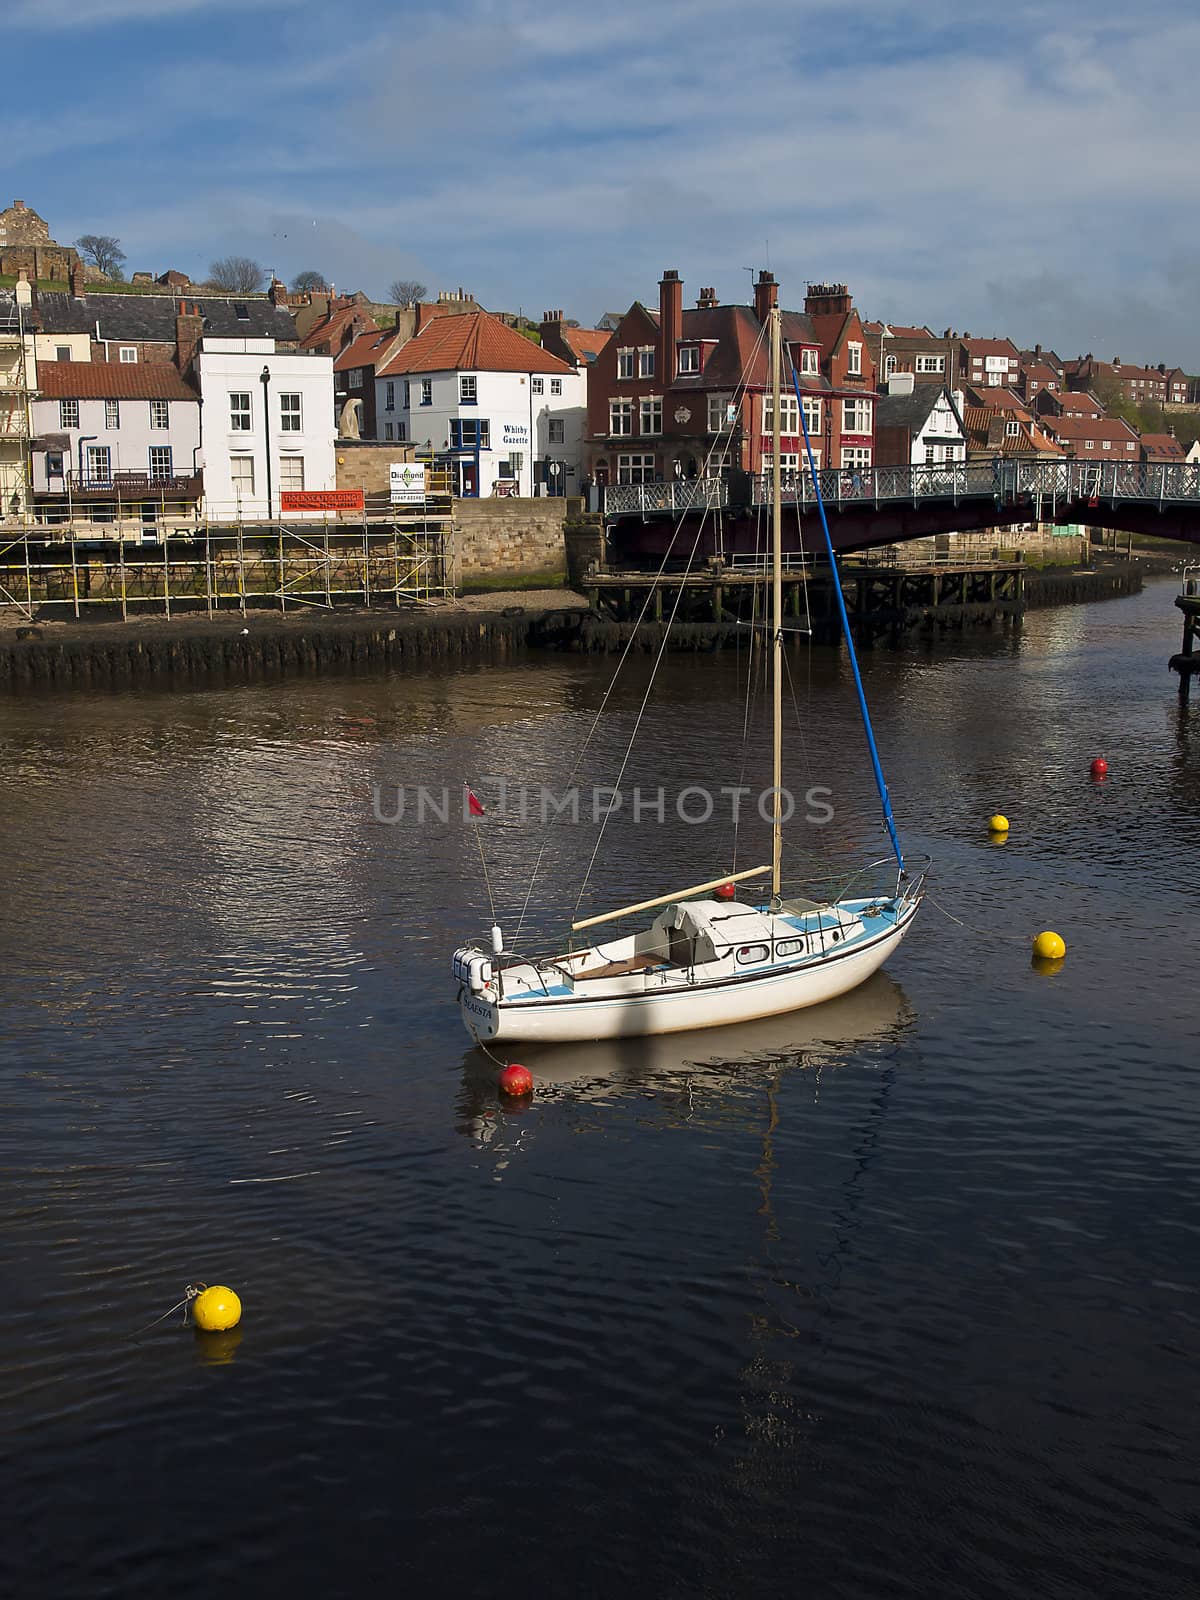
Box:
[10, 0, 1200, 369]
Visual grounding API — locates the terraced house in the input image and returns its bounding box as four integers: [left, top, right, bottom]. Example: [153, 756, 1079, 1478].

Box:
[586, 271, 878, 487]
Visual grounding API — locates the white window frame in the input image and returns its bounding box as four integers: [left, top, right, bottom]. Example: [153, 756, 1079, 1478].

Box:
[278, 455, 305, 492]
[550, 377, 562, 396]
[707, 394, 733, 432]
[348, 368, 363, 390]
[531, 377, 544, 395]
[86, 444, 112, 483]
[460, 375, 477, 404]
[149, 399, 169, 430]
[847, 342, 863, 376]
[915, 354, 945, 374]
[640, 395, 663, 435]
[840, 446, 871, 470]
[229, 391, 252, 431]
[119, 346, 138, 364]
[617, 452, 655, 484]
[230, 455, 255, 498]
[802, 397, 822, 436]
[420, 379, 432, 406]
[148, 445, 173, 481]
[761, 393, 799, 435]
[279, 392, 302, 432]
[60, 399, 79, 429]
[609, 398, 634, 436]
[677, 346, 700, 375]
[547, 417, 565, 445]
[842, 398, 872, 434]
[616, 348, 635, 381]
[105, 399, 120, 430]
[799, 347, 819, 376]
[638, 347, 655, 379]
[385, 381, 395, 411]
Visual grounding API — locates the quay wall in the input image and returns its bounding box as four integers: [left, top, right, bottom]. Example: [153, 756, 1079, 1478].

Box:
[450, 498, 575, 587]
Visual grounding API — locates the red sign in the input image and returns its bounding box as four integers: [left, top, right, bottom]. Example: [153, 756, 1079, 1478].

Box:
[279, 489, 364, 512]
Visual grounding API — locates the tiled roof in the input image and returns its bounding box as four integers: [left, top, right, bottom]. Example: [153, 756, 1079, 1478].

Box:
[333, 328, 402, 372]
[1021, 363, 1059, 386]
[1139, 433, 1185, 459]
[963, 405, 1063, 456]
[376, 311, 574, 377]
[561, 326, 613, 364]
[1042, 415, 1138, 443]
[1054, 390, 1105, 415]
[36, 291, 298, 344]
[960, 336, 1019, 357]
[864, 321, 933, 340]
[965, 387, 1032, 414]
[301, 300, 376, 352]
[876, 386, 945, 430]
[669, 305, 822, 391]
[36, 360, 197, 401]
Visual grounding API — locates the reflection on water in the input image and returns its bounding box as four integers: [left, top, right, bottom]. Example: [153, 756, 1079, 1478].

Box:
[1, 580, 1198, 1599]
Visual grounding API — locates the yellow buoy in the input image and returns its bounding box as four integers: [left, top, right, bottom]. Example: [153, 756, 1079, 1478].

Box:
[192, 1285, 242, 1332]
[1032, 930, 1066, 961]
[988, 814, 1010, 833]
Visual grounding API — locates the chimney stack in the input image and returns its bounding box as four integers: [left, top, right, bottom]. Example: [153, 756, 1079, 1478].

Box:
[175, 302, 204, 374]
[804, 282, 850, 317]
[754, 270, 778, 324]
[659, 269, 683, 383]
[70, 258, 87, 300]
[268, 277, 289, 308]
[696, 287, 718, 309]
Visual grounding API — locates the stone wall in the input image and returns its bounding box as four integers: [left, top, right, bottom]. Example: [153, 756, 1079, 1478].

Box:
[450, 496, 573, 586]
[334, 440, 418, 495]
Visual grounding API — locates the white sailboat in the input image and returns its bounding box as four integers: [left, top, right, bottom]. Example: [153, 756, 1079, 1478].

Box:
[452, 306, 927, 1046]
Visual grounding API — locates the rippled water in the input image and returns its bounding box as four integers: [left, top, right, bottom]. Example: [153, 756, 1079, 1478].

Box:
[2, 580, 1197, 1598]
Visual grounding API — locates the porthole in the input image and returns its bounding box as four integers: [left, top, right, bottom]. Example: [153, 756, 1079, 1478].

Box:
[736, 943, 769, 965]
[776, 937, 806, 958]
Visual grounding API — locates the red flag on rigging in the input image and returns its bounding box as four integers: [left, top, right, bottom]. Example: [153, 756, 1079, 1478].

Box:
[465, 787, 485, 817]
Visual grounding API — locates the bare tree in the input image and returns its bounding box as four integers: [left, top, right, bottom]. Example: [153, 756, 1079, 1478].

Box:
[291, 269, 327, 293]
[76, 234, 126, 278]
[208, 255, 266, 293]
[389, 278, 428, 306]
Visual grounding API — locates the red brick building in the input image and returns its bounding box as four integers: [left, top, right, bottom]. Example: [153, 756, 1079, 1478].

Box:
[586, 270, 877, 485]
[1063, 355, 1188, 407]
[1040, 414, 1141, 461]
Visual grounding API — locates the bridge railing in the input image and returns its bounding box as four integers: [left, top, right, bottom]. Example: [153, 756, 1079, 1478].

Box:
[599, 478, 728, 516]
[750, 459, 1200, 509]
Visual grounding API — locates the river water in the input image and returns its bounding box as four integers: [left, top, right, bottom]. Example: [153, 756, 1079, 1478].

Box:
[1, 579, 1197, 1598]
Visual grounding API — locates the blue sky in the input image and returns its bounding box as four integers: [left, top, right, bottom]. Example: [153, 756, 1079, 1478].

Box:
[11, 0, 1200, 368]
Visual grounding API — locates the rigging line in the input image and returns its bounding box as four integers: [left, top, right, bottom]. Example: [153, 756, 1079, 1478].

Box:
[572, 511, 710, 920]
[731, 491, 769, 872]
[469, 804, 497, 925]
[510, 316, 772, 948]
[788, 361, 906, 875]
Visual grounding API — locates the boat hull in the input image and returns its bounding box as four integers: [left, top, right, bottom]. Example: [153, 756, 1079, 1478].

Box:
[459, 905, 917, 1045]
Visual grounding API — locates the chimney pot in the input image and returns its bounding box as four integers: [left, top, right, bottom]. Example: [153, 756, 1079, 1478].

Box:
[659, 269, 684, 383]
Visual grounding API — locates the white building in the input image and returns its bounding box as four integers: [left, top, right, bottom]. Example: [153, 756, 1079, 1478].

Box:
[375, 311, 585, 497]
[30, 360, 201, 531]
[195, 337, 335, 520]
[875, 376, 967, 467]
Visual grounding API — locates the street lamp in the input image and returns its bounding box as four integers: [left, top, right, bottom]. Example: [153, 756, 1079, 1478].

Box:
[260, 364, 273, 519]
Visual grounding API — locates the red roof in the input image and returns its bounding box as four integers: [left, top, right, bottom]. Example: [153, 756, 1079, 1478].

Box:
[1140, 433, 1185, 460]
[333, 328, 402, 372]
[1043, 416, 1138, 443]
[376, 311, 573, 377]
[1055, 391, 1105, 415]
[560, 326, 613, 363]
[37, 360, 197, 401]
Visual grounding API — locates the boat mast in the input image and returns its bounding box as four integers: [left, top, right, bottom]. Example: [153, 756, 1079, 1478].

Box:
[770, 304, 783, 902]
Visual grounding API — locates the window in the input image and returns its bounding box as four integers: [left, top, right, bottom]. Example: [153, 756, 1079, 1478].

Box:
[279, 392, 302, 432]
[708, 394, 733, 432]
[803, 396, 822, 435]
[403, 381, 411, 408]
[385, 422, 394, 440]
[735, 944, 769, 965]
[385, 381, 395, 412]
[762, 393, 799, 435]
[617, 348, 635, 380]
[550, 378, 562, 396]
[638, 348, 654, 378]
[842, 398, 872, 434]
[397, 421, 407, 441]
[841, 446, 872, 469]
[420, 379, 432, 406]
[59, 399, 79, 429]
[762, 451, 801, 478]
[617, 453, 655, 484]
[548, 417, 565, 444]
[1084, 440, 1094, 450]
[56, 345, 71, 363]
[348, 368, 363, 390]
[86, 445, 112, 484]
[279, 456, 305, 493]
[234, 304, 250, 323]
[449, 418, 491, 449]
[609, 398, 634, 436]
[884, 354, 897, 377]
[46, 451, 64, 477]
[640, 395, 662, 435]
[1005, 421, 1020, 437]
[148, 446, 173, 481]
[915, 354, 945, 373]
[105, 399, 120, 430]
[119, 347, 138, 364]
[987, 371, 1002, 387]
[776, 937, 806, 958]
[460, 375, 477, 404]
[532, 377, 544, 396]
[230, 392, 251, 431]
[1126, 441, 1135, 452]
[149, 399, 169, 430]
[1103, 440, 1112, 450]
[678, 346, 700, 375]
[230, 456, 255, 499]
[507, 451, 523, 479]
[799, 347, 819, 375]
[847, 342, 863, 376]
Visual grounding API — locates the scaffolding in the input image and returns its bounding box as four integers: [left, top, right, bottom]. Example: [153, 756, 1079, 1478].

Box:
[0, 507, 453, 621]
[0, 287, 34, 533]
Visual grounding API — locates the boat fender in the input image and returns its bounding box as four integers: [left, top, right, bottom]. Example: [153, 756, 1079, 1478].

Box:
[468, 957, 493, 992]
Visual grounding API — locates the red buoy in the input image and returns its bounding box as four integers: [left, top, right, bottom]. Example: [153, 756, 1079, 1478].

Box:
[1090, 757, 1108, 779]
[714, 882, 737, 901]
[498, 1063, 534, 1097]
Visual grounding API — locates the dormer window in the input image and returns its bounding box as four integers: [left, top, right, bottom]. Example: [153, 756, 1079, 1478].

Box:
[235, 304, 250, 322]
[1005, 421, 1020, 437]
[847, 342, 862, 376]
[799, 347, 819, 376]
[678, 346, 700, 376]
